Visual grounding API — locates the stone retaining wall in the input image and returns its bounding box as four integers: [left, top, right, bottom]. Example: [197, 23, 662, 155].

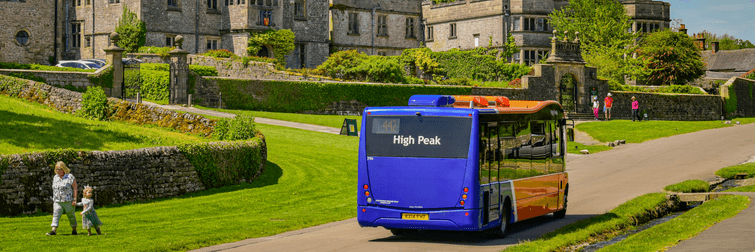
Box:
[0, 68, 106, 90]
[610, 92, 723, 121]
[0, 139, 267, 216]
[722, 77, 755, 118]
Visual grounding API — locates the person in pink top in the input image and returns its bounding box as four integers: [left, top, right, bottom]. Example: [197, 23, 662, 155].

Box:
[631, 96, 639, 121]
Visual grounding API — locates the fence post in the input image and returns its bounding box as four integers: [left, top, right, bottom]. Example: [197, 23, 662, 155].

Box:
[137, 92, 141, 104]
[103, 32, 125, 99]
[219, 92, 222, 109]
[188, 94, 192, 107]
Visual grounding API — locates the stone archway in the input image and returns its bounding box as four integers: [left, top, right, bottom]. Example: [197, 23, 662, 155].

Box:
[256, 45, 274, 59]
[559, 73, 578, 113]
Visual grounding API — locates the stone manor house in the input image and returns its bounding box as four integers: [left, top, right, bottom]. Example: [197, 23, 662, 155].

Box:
[1, 0, 669, 68]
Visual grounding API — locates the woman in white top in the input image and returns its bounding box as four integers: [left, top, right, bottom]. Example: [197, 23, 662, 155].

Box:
[592, 97, 600, 120]
[47, 161, 78, 236]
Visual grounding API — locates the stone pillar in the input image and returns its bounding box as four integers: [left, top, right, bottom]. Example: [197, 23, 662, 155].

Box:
[103, 32, 125, 98]
[169, 35, 190, 105]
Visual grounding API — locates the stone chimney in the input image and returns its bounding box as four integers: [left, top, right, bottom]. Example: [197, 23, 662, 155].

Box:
[712, 41, 719, 54]
[679, 24, 687, 35]
[695, 33, 706, 50]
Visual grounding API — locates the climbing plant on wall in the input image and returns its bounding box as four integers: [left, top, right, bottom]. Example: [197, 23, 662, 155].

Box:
[247, 29, 296, 68]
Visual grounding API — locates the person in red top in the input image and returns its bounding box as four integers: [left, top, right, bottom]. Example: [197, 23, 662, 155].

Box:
[631, 96, 639, 121]
[604, 93, 613, 120]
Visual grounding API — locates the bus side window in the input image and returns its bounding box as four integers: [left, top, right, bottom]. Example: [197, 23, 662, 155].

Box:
[499, 123, 516, 180]
[530, 121, 548, 175]
[479, 124, 490, 184]
[490, 124, 500, 183]
[551, 121, 565, 173]
[514, 120, 532, 178]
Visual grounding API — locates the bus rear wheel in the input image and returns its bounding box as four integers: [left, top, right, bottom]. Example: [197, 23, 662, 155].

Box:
[554, 188, 568, 219]
[389, 228, 418, 236]
[489, 202, 511, 238]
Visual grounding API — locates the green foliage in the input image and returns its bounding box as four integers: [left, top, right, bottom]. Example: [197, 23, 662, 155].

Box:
[716, 162, 755, 179]
[697, 31, 755, 50]
[343, 56, 408, 83]
[316, 49, 368, 77]
[664, 180, 710, 193]
[726, 84, 737, 114]
[87, 65, 114, 88]
[609, 84, 705, 94]
[501, 34, 520, 59]
[567, 141, 613, 154]
[637, 30, 706, 85]
[0, 74, 29, 97]
[0, 62, 95, 72]
[189, 65, 219, 77]
[177, 138, 264, 188]
[139, 70, 170, 101]
[80, 86, 109, 121]
[3, 72, 47, 83]
[214, 114, 258, 141]
[549, 0, 651, 84]
[247, 29, 296, 68]
[216, 79, 473, 113]
[140, 63, 170, 71]
[400, 47, 530, 82]
[241, 56, 277, 66]
[115, 5, 147, 53]
[724, 185, 755, 192]
[203, 49, 236, 58]
[137, 46, 174, 58]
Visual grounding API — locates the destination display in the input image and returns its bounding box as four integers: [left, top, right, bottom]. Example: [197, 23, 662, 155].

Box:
[365, 116, 472, 158]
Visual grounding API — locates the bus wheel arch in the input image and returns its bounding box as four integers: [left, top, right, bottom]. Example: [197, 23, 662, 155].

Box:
[554, 185, 568, 219]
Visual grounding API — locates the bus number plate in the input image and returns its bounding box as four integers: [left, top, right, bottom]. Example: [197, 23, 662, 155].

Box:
[402, 213, 429, 220]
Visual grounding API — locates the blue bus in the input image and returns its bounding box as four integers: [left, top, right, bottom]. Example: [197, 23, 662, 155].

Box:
[357, 95, 569, 237]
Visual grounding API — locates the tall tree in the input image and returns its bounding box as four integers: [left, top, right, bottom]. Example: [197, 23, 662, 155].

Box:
[549, 0, 651, 84]
[115, 6, 147, 53]
[636, 30, 706, 85]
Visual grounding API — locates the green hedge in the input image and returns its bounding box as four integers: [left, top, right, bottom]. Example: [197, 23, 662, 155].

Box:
[140, 70, 170, 101]
[611, 83, 706, 95]
[177, 138, 264, 188]
[216, 79, 474, 113]
[726, 84, 738, 114]
[0, 62, 96, 72]
[400, 48, 531, 82]
[141, 63, 218, 76]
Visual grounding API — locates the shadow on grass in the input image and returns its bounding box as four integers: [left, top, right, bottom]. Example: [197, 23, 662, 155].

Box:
[368, 214, 600, 247]
[1, 161, 284, 218]
[0, 109, 141, 152]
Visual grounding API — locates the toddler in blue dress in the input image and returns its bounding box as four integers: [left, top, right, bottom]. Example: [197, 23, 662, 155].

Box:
[77, 186, 103, 236]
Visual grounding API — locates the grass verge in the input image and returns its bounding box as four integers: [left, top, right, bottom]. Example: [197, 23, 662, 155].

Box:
[715, 162, 755, 179]
[576, 118, 755, 144]
[195, 105, 362, 129]
[567, 141, 613, 155]
[0, 123, 359, 251]
[599, 195, 750, 252]
[664, 180, 710, 193]
[504, 193, 669, 252]
[0, 95, 212, 155]
[724, 185, 755, 192]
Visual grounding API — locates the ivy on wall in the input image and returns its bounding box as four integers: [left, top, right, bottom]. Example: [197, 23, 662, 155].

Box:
[177, 138, 264, 188]
[215, 79, 474, 113]
[247, 29, 296, 68]
[88, 66, 114, 89]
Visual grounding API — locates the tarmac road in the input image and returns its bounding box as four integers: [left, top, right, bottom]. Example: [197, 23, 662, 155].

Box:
[192, 122, 755, 252]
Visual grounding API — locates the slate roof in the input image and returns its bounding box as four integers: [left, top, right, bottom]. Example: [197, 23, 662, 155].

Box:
[702, 48, 755, 72]
[705, 71, 748, 79]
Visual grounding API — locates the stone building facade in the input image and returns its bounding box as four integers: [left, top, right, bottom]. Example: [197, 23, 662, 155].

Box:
[330, 0, 423, 56]
[422, 0, 670, 66]
[42, 0, 328, 68]
[0, 0, 62, 65]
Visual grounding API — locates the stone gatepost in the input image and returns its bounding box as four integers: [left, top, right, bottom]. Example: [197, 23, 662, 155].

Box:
[103, 32, 125, 98]
[169, 35, 190, 105]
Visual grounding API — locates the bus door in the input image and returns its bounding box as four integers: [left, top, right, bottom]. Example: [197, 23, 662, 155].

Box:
[480, 122, 501, 224]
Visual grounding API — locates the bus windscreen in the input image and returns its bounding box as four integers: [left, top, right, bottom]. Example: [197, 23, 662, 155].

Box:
[365, 116, 472, 158]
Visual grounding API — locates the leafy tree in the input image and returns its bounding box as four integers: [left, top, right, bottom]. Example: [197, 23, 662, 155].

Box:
[636, 30, 706, 85]
[247, 29, 296, 68]
[115, 6, 147, 53]
[501, 34, 520, 60]
[697, 31, 755, 50]
[548, 0, 651, 84]
[315, 49, 368, 77]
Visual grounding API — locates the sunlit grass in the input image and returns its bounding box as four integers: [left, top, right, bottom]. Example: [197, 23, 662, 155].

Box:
[716, 162, 755, 179]
[567, 141, 613, 155]
[195, 105, 362, 129]
[576, 118, 755, 144]
[663, 180, 710, 193]
[0, 124, 359, 251]
[0, 95, 212, 155]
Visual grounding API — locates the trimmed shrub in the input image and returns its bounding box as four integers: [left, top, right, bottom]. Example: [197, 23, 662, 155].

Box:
[80, 86, 109, 121]
[214, 115, 257, 141]
[189, 65, 218, 77]
[316, 49, 367, 77]
[344, 56, 407, 83]
[139, 70, 170, 101]
[177, 138, 265, 188]
[203, 49, 236, 58]
[137, 46, 174, 58]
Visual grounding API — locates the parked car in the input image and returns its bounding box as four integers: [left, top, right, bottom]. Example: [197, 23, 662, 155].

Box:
[80, 59, 107, 67]
[122, 58, 144, 65]
[56, 60, 102, 70]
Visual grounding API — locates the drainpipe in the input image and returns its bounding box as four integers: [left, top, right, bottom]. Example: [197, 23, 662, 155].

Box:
[194, 0, 199, 54]
[54, 0, 58, 63]
[92, 0, 95, 58]
[370, 4, 380, 55]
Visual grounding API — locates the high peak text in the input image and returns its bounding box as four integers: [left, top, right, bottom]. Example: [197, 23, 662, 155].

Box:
[394, 135, 441, 146]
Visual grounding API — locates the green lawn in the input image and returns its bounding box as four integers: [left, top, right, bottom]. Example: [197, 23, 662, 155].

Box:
[0, 124, 359, 251]
[505, 193, 669, 252]
[725, 185, 755, 192]
[599, 195, 750, 252]
[567, 141, 613, 155]
[576, 119, 755, 144]
[195, 105, 362, 129]
[664, 180, 710, 193]
[0, 95, 212, 155]
[716, 162, 755, 179]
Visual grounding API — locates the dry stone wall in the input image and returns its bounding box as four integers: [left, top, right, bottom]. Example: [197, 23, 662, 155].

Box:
[0, 139, 267, 216]
[0, 69, 97, 90]
[722, 77, 755, 118]
[609, 92, 722, 121]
